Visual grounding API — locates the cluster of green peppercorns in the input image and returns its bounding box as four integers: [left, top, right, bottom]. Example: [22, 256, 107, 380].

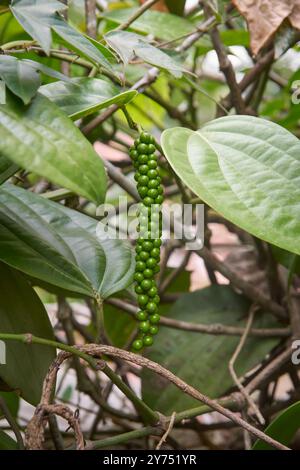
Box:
[129, 131, 163, 351]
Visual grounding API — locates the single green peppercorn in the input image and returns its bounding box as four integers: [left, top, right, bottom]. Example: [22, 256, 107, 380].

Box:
[155, 195, 164, 205]
[142, 240, 153, 252]
[149, 325, 159, 335]
[137, 143, 148, 154]
[153, 295, 160, 304]
[148, 286, 158, 297]
[143, 268, 153, 278]
[147, 144, 156, 154]
[132, 339, 143, 350]
[138, 294, 148, 306]
[135, 285, 143, 294]
[130, 149, 138, 159]
[140, 251, 150, 262]
[151, 247, 160, 259]
[146, 258, 157, 269]
[136, 310, 148, 321]
[143, 196, 154, 206]
[134, 272, 144, 283]
[143, 336, 153, 347]
[138, 175, 149, 185]
[140, 132, 152, 144]
[146, 302, 157, 313]
[138, 154, 149, 164]
[147, 160, 157, 169]
[139, 164, 149, 175]
[138, 186, 148, 198]
[148, 188, 158, 199]
[147, 169, 158, 179]
[139, 321, 150, 333]
[150, 314, 160, 324]
[136, 261, 146, 272]
[141, 279, 152, 291]
[148, 179, 160, 188]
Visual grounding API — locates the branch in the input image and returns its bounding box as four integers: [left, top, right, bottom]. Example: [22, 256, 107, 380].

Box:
[198, 246, 287, 320]
[107, 298, 290, 338]
[210, 26, 246, 114]
[0, 333, 289, 449]
[115, 0, 161, 31]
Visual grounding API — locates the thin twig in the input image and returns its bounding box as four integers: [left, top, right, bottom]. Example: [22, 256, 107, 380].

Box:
[228, 305, 265, 425]
[107, 298, 290, 338]
[156, 412, 176, 450]
[115, 0, 161, 31]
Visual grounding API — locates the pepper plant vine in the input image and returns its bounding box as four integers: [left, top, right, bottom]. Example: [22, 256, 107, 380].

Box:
[0, 0, 300, 452]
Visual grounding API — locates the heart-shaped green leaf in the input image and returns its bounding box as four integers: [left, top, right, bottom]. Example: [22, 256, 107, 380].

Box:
[161, 116, 300, 255]
[142, 285, 280, 414]
[0, 91, 107, 204]
[40, 78, 137, 120]
[0, 262, 56, 405]
[0, 184, 135, 299]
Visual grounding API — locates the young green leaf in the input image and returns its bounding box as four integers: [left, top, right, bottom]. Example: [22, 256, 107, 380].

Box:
[0, 91, 107, 205]
[0, 184, 135, 299]
[0, 262, 56, 405]
[40, 77, 137, 120]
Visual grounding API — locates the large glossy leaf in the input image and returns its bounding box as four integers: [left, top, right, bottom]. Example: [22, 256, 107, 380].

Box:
[0, 184, 135, 299]
[103, 8, 194, 41]
[0, 91, 107, 204]
[0, 56, 69, 104]
[40, 78, 137, 120]
[105, 31, 185, 77]
[142, 285, 280, 414]
[0, 262, 56, 405]
[161, 116, 300, 256]
[10, 0, 114, 71]
[253, 401, 300, 450]
[0, 156, 18, 185]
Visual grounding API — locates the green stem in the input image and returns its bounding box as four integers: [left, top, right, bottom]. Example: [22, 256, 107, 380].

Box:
[88, 397, 240, 449]
[0, 40, 36, 51]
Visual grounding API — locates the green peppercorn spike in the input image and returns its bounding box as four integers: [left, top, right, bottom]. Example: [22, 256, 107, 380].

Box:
[130, 131, 163, 351]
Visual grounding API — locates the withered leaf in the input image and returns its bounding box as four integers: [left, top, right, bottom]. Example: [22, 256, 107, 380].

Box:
[232, 0, 300, 55]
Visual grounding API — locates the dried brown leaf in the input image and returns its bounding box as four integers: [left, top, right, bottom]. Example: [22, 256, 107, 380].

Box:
[232, 0, 300, 54]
